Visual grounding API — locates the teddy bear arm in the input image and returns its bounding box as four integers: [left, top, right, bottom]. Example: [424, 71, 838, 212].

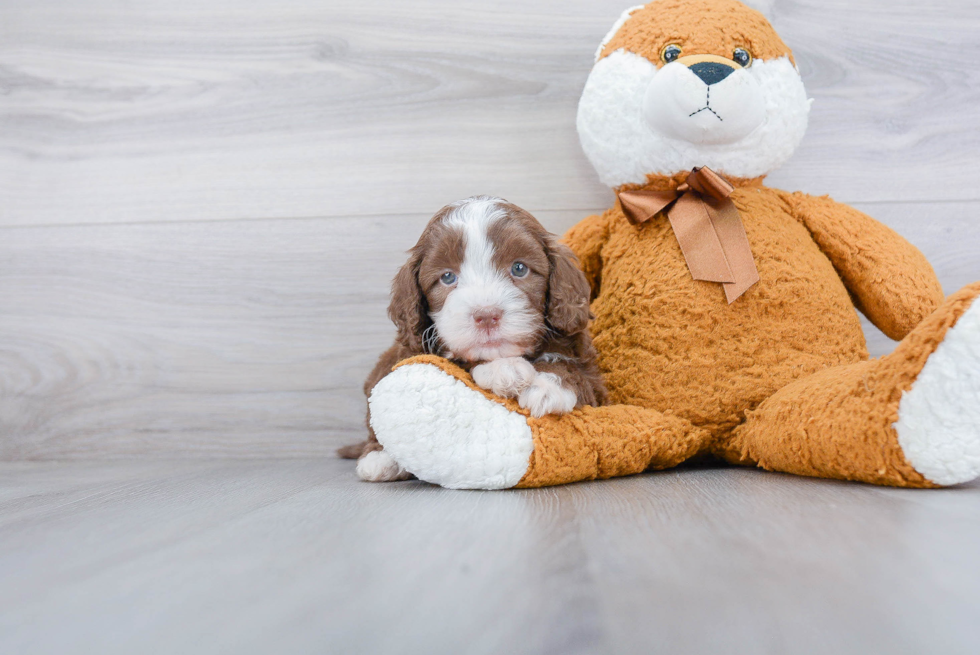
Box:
[786, 192, 944, 340]
[560, 210, 615, 300]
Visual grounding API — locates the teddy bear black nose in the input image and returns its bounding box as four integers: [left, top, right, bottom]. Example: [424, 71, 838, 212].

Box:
[689, 62, 735, 86]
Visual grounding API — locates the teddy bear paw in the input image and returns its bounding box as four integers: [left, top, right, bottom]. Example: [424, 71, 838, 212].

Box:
[895, 298, 980, 486]
[368, 363, 534, 489]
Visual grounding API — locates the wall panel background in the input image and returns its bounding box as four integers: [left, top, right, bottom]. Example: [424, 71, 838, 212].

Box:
[1, 0, 978, 458]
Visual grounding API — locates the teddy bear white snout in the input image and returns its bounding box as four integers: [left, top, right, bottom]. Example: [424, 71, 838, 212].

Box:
[642, 61, 766, 145]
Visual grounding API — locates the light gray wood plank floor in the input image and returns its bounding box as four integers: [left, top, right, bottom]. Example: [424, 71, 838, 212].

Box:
[2, 2, 980, 652]
[1, 458, 979, 655]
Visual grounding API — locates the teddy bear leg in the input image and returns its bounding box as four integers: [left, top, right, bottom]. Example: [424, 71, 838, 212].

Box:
[723, 283, 980, 487]
[516, 404, 709, 488]
[369, 355, 709, 489]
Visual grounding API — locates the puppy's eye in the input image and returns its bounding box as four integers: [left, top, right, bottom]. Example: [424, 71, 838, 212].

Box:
[661, 44, 682, 64]
[440, 271, 457, 285]
[510, 262, 528, 278]
[733, 48, 752, 67]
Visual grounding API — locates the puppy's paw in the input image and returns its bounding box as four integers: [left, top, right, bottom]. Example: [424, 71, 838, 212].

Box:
[518, 372, 578, 418]
[356, 450, 412, 482]
[472, 357, 537, 398]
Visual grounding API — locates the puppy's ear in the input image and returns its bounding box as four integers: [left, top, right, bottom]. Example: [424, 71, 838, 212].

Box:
[388, 247, 429, 352]
[545, 238, 592, 335]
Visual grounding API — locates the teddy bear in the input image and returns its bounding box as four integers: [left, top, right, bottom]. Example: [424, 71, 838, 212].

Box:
[364, 0, 980, 490]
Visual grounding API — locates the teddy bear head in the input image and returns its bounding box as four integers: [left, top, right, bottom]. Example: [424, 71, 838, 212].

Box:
[577, 0, 811, 188]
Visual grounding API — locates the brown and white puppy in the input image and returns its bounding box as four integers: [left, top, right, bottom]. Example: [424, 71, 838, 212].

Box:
[338, 196, 607, 482]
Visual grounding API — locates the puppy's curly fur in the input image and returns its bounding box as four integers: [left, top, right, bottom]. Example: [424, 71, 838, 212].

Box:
[338, 197, 607, 475]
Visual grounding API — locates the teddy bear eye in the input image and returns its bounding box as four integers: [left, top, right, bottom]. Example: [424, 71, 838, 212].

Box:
[510, 262, 529, 278]
[440, 271, 457, 285]
[661, 44, 682, 64]
[733, 48, 752, 67]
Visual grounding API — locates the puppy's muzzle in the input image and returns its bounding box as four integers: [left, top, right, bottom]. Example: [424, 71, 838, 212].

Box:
[473, 306, 503, 330]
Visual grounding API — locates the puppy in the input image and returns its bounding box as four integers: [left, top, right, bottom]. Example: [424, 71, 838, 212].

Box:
[339, 196, 608, 482]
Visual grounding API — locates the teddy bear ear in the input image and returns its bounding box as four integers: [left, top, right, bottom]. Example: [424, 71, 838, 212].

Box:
[594, 5, 646, 63]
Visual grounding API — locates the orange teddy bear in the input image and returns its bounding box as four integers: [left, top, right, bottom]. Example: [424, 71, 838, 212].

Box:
[366, 0, 980, 490]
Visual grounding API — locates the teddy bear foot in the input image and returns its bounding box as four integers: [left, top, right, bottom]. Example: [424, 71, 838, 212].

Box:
[895, 296, 980, 486]
[368, 362, 534, 489]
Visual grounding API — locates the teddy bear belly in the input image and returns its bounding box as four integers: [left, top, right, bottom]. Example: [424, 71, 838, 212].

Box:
[590, 213, 869, 437]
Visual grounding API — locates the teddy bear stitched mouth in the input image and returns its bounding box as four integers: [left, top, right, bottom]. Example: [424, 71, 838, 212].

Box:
[635, 59, 773, 146]
[688, 87, 723, 122]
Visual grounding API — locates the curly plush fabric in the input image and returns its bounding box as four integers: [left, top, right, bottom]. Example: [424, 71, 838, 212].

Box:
[599, 0, 793, 66]
[368, 0, 980, 490]
[382, 283, 979, 490]
[577, 2, 811, 185]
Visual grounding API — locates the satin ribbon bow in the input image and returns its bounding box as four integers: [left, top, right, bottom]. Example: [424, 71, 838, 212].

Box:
[617, 166, 760, 304]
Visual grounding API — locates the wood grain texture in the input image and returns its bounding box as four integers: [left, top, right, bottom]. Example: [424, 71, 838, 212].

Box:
[1, 0, 979, 459]
[1, 458, 979, 655]
[1, 0, 979, 227]
[2, 3, 979, 651]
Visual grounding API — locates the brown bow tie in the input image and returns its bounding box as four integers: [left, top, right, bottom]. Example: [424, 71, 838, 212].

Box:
[618, 166, 760, 304]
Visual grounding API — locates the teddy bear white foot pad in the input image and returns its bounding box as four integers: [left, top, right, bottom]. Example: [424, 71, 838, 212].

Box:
[896, 299, 980, 486]
[369, 363, 534, 489]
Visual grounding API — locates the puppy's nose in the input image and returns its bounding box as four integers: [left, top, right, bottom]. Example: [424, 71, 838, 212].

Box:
[472, 307, 503, 327]
[689, 61, 734, 86]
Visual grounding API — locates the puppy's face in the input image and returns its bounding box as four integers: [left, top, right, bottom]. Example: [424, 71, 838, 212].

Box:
[389, 197, 590, 363]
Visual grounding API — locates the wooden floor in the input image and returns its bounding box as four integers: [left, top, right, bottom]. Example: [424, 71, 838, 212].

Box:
[2, 458, 979, 655]
[2, 0, 980, 652]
